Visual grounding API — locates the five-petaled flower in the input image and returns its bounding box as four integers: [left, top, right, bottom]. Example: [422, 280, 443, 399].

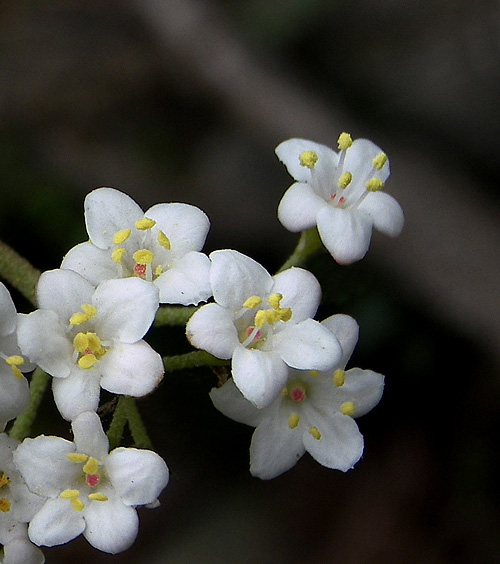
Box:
[61, 187, 212, 305]
[275, 133, 404, 264]
[12, 411, 169, 554]
[210, 314, 384, 479]
[186, 250, 342, 408]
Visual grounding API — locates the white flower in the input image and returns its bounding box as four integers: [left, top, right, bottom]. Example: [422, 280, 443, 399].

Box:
[0, 434, 45, 564]
[17, 269, 163, 421]
[61, 187, 212, 305]
[275, 133, 404, 264]
[0, 283, 32, 431]
[186, 250, 342, 408]
[210, 314, 384, 479]
[12, 411, 169, 554]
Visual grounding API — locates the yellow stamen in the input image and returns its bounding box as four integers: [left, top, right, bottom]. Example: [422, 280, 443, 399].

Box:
[73, 332, 89, 353]
[267, 293, 282, 310]
[67, 453, 88, 463]
[288, 413, 300, 429]
[337, 172, 353, 189]
[299, 151, 318, 169]
[309, 427, 321, 440]
[365, 178, 384, 192]
[136, 217, 156, 230]
[78, 354, 97, 369]
[71, 498, 85, 511]
[112, 247, 125, 264]
[333, 369, 345, 387]
[0, 473, 10, 488]
[243, 296, 262, 309]
[0, 498, 11, 513]
[11, 365, 22, 379]
[281, 387, 288, 396]
[133, 249, 154, 265]
[309, 370, 318, 378]
[60, 489, 80, 499]
[113, 229, 131, 245]
[254, 310, 267, 329]
[155, 265, 163, 277]
[373, 152, 388, 170]
[5, 355, 24, 367]
[83, 457, 99, 475]
[86, 333, 101, 353]
[88, 493, 108, 502]
[69, 304, 96, 326]
[341, 401, 355, 416]
[276, 308, 292, 322]
[157, 231, 171, 250]
[337, 132, 353, 150]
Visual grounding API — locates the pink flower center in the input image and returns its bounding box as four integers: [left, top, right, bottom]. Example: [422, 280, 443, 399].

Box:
[86, 473, 100, 487]
[134, 263, 147, 278]
[290, 387, 306, 402]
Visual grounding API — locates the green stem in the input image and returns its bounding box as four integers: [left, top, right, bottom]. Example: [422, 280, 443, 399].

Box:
[123, 397, 152, 450]
[277, 227, 324, 272]
[106, 397, 128, 450]
[163, 350, 229, 373]
[0, 239, 41, 306]
[9, 368, 50, 441]
[154, 305, 199, 327]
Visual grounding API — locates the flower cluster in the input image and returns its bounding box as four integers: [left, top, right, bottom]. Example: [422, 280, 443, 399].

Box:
[0, 132, 403, 562]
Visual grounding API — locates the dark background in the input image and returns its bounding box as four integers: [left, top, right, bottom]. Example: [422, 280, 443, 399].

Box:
[1, 1, 500, 562]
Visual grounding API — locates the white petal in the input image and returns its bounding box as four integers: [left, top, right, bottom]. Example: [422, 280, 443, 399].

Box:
[209, 250, 273, 309]
[2, 535, 45, 564]
[317, 206, 373, 264]
[272, 267, 321, 322]
[84, 187, 144, 249]
[0, 369, 30, 424]
[146, 202, 210, 255]
[0, 282, 17, 337]
[155, 251, 212, 305]
[7, 482, 45, 523]
[275, 138, 338, 183]
[359, 191, 404, 237]
[320, 314, 359, 367]
[52, 371, 101, 421]
[72, 411, 110, 460]
[61, 241, 118, 286]
[28, 498, 85, 547]
[343, 138, 390, 184]
[276, 318, 342, 371]
[93, 278, 159, 343]
[209, 379, 263, 427]
[340, 368, 384, 417]
[185, 303, 239, 359]
[105, 448, 169, 506]
[98, 341, 163, 397]
[303, 412, 364, 471]
[277, 183, 324, 232]
[232, 347, 288, 408]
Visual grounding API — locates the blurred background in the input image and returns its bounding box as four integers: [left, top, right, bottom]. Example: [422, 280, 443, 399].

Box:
[1, 1, 500, 562]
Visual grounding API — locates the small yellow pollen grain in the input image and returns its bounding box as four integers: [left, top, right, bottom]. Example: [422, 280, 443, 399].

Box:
[112, 247, 125, 264]
[365, 178, 384, 192]
[71, 498, 85, 512]
[267, 293, 283, 310]
[309, 370, 318, 378]
[333, 369, 345, 387]
[155, 265, 163, 277]
[254, 310, 267, 329]
[288, 413, 300, 429]
[243, 296, 262, 309]
[309, 427, 321, 440]
[157, 231, 171, 250]
[78, 354, 97, 370]
[113, 229, 131, 245]
[0, 473, 10, 488]
[88, 493, 108, 502]
[133, 249, 154, 265]
[67, 453, 88, 463]
[299, 151, 318, 169]
[373, 152, 388, 170]
[60, 489, 80, 499]
[337, 171, 353, 189]
[83, 457, 99, 475]
[0, 498, 11, 513]
[136, 217, 156, 230]
[5, 355, 24, 366]
[281, 387, 288, 396]
[337, 132, 353, 150]
[341, 401, 355, 416]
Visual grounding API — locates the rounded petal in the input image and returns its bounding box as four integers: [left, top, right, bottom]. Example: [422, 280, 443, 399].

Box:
[343, 138, 390, 184]
[272, 267, 321, 322]
[98, 341, 163, 397]
[0, 369, 30, 425]
[209, 250, 273, 309]
[7, 482, 46, 523]
[84, 187, 144, 249]
[2, 535, 45, 564]
[303, 412, 364, 471]
[72, 411, 110, 460]
[232, 347, 288, 408]
[275, 138, 338, 183]
[186, 303, 239, 359]
[93, 278, 159, 343]
[61, 241, 118, 286]
[341, 368, 384, 417]
[277, 183, 324, 232]
[359, 191, 404, 237]
[0, 282, 17, 337]
[52, 370, 101, 421]
[105, 448, 169, 506]
[320, 314, 359, 367]
[317, 206, 373, 264]
[28, 498, 85, 547]
[275, 318, 342, 371]
[155, 251, 212, 305]
[209, 378, 263, 427]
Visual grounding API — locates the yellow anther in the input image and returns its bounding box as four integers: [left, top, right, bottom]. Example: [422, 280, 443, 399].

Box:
[83, 457, 99, 475]
[113, 229, 131, 245]
[0, 498, 11, 513]
[373, 152, 388, 170]
[288, 413, 300, 429]
[136, 217, 156, 230]
[5, 355, 24, 367]
[276, 308, 292, 322]
[67, 453, 88, 463]
[86, 333, 101, 353]
[73, 332, 89, 353]
[11, 365, 22, 379]
[337, 132, 353, 150]
[69, 312, 88, 326]
[133, 249, 154, 265]
[112, 247, 125, 264]
[88, 493, 108, 502]
[299, 151, 319, 169]
[365, 178, 384, 192]
[155, 265, 163, 277]
[71, 498, 84, 512]
[82, 305, 96, 317]
[341, 401, 355, 416]
[309, 370, 318, 378]
[337, 172, 353, 189]
[309, 427, 321, 440]
[267, 293, 283, 310]
[243, 296, 262, 309]
[78, 354, 97, 370]
[333, 369, 345, 387]
[60, 489, 80, 499]
[281, 387, 288, 396]
[0, 473, 10, 488]
[254, 310, 267, 329]
[157, 231, 171, 250]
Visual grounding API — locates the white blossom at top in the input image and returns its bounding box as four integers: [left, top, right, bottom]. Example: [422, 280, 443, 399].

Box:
[12, 411, 169, 554]
[275, 133, 404, 264]
[186, 250, 342, 408]
[210, 314, 384, 479]
[0, 433, 45, 564]
[61, 187, 212, 305]
[17, 269, 163, 421]
[0, 283, 32, 431]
